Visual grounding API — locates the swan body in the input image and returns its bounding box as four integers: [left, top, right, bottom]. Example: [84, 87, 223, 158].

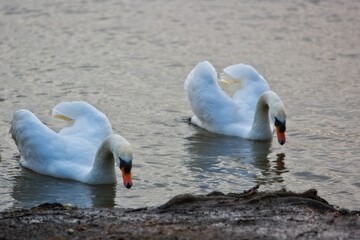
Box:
[185, 61, 286, 145]
[10, 101, 133, 188]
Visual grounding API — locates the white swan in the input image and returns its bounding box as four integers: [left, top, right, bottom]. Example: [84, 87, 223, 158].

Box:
[185, 61, 286, 145]
[10, 101, 133, 188]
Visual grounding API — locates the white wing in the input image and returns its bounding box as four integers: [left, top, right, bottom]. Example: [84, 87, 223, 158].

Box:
[219, 63, 271, 124]
[52, 101, 112, 145]
[10, 110, 72, 175]
[184, 61, 245, 135]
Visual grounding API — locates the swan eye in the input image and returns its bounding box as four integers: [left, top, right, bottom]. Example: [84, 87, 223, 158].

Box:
[119, 157, 132, 173]
[274, 117, 286, 132]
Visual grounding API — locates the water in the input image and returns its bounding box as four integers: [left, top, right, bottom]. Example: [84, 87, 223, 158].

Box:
[1, 0, 359, 211]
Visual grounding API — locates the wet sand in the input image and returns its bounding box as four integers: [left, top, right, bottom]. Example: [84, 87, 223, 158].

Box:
[1, 187, 359, 239]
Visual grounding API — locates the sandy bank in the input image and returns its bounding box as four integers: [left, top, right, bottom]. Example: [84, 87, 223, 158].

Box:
[1, 187, 359, 239]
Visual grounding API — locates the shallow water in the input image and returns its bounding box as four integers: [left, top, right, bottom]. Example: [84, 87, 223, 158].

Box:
[1, 0, 359, 211]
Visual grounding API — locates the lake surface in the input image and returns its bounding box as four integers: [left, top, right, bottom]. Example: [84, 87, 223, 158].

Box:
[1, 0, 359, 211]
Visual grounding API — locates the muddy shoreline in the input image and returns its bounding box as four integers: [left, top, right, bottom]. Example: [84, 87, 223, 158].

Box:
[1, 187, 359, 239]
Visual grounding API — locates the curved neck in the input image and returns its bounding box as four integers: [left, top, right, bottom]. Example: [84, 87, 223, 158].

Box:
[86, 135, 119, 184]
[249, 91, 280, 140]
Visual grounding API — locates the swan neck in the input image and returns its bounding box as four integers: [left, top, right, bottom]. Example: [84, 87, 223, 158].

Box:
[95, 139, 114, 165]
[250, 92, 275, 139]
[87, 135, 119, 184]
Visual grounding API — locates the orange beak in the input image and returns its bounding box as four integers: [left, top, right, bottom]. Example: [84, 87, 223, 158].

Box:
[121, 167, 133, 189]
[276, 126, 286, 145]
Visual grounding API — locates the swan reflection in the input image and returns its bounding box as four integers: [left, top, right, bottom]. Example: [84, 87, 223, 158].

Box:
[11, 168, 116, 209]
[184, 130, 287, 189]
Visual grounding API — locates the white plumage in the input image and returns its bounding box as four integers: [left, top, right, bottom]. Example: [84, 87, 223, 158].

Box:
[10, 101, 133, 188]
[185, 61, 286, 145]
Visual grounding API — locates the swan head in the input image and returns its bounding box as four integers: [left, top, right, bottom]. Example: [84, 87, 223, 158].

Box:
[115, 145, 133, 189]
[110, 135, 133, 189]
[119, 157, 132, 189]
[274, 116, 286, 145]
[262, 91, 286, 145]
[270, 104, 286, 145]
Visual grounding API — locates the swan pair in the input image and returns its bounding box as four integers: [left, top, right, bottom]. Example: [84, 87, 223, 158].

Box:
[10, 61, 286, 187]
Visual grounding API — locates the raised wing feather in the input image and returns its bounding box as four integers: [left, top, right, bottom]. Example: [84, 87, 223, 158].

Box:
[220, 64, 271, 121]
[10, 110, 67, 171]
[184, 61, 243, 134]
[52, 101, 112, 144]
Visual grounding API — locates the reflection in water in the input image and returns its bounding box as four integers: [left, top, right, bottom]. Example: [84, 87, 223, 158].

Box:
[184, 129, 287, 188]
[11, 168, 116, 209]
